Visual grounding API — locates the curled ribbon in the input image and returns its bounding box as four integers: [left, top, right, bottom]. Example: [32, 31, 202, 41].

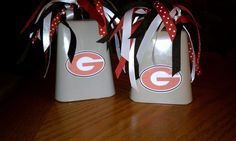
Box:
[20, 0, 118, 77]
[101, 0, 201, 91]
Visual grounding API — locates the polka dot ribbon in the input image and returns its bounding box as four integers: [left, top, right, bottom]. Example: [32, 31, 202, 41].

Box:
[22, 0, 107, 48]
[50, 9, 64, 39]
[154, 1, 176, 41]
[31, 7, 67, 45]
[96, 0, 107, 36]
[20, 0, 109, 77]
[176, 4, 202, 76]
[112, 1, 202, 81]
[154, 1, 201, 76]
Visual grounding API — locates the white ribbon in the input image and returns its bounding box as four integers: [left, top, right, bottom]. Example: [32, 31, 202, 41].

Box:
[136, 7, 179, 64]
[136, 14, 162, 64]
[103, 7, 120, 24]
[103, 6, 122, 66]
[129, 39, 138, 89]
[65, 4, 76, 20]
[34, 0, 78, 23]
[42, 13, 52, 52]
[129, 7, 189, 90]
[114, 34, 121, 59]
[183, 25, 196, 82]
[32, 0, 79, 52]
[127, 8, 161, 91]
[121, 9, 134, 61]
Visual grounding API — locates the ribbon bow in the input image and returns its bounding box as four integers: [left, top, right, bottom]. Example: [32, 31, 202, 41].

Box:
[100, 0, 201, 90]
[20, 0, 118, 77]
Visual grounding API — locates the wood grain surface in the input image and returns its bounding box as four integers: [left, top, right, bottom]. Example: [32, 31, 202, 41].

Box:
[0, 51, 236, 141]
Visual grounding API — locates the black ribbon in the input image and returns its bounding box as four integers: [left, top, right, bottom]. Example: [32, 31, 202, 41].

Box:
[172, 24, 182, 76]
[130, 10, 157, 79]
[60, 18, 77, 63]
[183, 23, 199, 56]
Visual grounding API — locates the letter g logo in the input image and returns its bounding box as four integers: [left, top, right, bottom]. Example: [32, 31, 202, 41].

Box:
[66, 51, 105, 77]
[140, 66, 182, 92]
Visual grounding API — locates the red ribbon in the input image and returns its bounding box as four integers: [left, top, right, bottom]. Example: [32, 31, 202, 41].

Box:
[95, 0, 107, 36]
[21, 0, 105, 34]
[154, 1, 177, 41]
[77, 0, 105, 27]
[175, 4, 202, 75]
[115, 19, 143, 78]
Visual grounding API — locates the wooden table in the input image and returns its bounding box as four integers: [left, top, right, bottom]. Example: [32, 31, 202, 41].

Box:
[0, 51, 236, 141]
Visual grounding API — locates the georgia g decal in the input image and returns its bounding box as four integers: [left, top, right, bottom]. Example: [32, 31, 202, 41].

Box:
[140, 66, 182, 93]
[66, 51, 105, 77]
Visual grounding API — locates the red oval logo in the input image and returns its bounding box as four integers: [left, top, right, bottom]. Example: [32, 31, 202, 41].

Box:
[66, 51, 105, 77]
[140, 66, 182, 92]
